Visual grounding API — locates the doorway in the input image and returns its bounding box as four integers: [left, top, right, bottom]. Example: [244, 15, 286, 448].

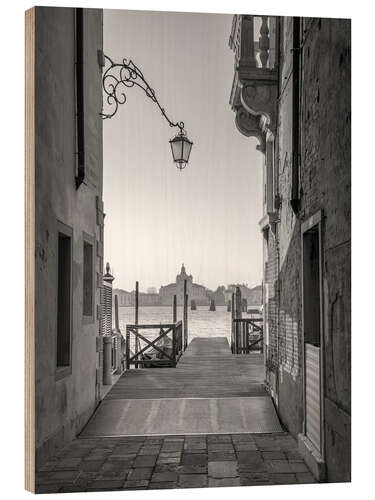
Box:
[301, 211, 324, 456]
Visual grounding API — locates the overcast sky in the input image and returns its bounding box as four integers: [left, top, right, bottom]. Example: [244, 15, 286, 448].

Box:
[103, 9, 263, 292]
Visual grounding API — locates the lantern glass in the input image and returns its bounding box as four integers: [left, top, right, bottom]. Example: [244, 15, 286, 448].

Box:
[169, 131, 193, 167]
[182, 137, 193, 163]
[170, 136, 183, 162]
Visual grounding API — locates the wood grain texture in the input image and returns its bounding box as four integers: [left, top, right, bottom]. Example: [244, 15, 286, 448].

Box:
[25, 7, 35, 493]
[80, 338, 280, 438]
[105, 337, 266, 400]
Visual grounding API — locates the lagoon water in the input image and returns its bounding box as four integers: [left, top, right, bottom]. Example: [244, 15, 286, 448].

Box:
[117, 305, 231, 341]
[116, 305, 256, 344]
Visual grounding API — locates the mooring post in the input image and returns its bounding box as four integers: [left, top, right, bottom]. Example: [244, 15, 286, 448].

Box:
[114, 294, 120, 331]
[235, 286, 242, 353]
[172, 323, 177, 366]
[231, 292, 235, 353]
[114, 294, 120, 372]
[135, 281, 139, 368]
[183, 279, 188, 350]
[125, 327, 130, 370]
[135, 281, 139, 324]
[173, 294, 177, 323]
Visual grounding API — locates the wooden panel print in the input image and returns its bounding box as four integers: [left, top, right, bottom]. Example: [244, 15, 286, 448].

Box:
[25, 5, 351, 493]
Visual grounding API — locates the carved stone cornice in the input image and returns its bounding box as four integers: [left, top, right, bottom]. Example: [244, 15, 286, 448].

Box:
[239, 72, 278, 135]
[259, 212, 278, 234]
[234, 106, 266, 153]
[229, 15, 278, 145]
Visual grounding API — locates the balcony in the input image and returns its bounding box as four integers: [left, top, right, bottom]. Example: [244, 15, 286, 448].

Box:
[229, 15, 279, 152]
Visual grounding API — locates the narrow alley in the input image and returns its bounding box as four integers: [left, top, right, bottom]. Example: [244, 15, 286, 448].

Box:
[36, 338, 315, 492]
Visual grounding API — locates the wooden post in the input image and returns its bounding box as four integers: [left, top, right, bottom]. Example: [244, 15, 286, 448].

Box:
[172, 323, 177, 367]
[235, 287, 242, 319]
[125, 327, 130, 370]
[114, 294, 119, 331]
[135, 281, 139, 324]
[231, 292, 235, 353]
[235, 287, 242, 355]
[135, 281, 139, 369]
[246, 321, 250, 354]
[173, 294, 177, 323]
[242, 322, 246, 354]
[113, 295, 121, 372]
[183, 279, 188, 350]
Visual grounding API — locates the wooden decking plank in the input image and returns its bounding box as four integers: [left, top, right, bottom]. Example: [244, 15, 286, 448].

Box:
[80, 337, 281, 438]
[105, 337, 266, 400]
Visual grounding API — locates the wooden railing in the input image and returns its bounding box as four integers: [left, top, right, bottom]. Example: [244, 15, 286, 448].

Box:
[125, 321, 183, 369]
[231, 318, 263, 354]
[230, 285, 263, 354]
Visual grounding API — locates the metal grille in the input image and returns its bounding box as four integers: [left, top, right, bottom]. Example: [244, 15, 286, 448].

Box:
[305, 343, 321, 452]
[102, 282, 113, 336]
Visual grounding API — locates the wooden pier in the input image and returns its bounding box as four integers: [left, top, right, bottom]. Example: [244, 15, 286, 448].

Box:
[81, 337, 282, 437]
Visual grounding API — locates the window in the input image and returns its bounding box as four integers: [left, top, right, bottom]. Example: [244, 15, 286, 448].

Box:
[302, 225, 321, 346]
[83, 239, 94, 318]
[56, 223, 72, 372]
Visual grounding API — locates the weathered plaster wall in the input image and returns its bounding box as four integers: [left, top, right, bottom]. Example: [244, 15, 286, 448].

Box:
[34, 7, 103, 466]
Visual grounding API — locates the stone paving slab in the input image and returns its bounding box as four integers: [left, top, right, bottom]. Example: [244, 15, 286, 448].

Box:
[36, 432, 318, 493]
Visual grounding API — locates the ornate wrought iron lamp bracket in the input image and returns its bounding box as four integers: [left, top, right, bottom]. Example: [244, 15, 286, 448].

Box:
[98, 50, 185, 133]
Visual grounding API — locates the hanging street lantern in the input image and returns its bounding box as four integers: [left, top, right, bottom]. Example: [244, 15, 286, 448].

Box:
[98, 51, 193, 170]
[169, 128, 193, 170]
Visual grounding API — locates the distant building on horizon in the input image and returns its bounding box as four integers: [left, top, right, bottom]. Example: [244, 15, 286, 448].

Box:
[206, 286, 226, 306]
[223, 284, 262, 306]
[113, 267, 262, 309]
[159, 264, 209, 306]
[113, 288, 132, 306]
[113, 288, 160, 307]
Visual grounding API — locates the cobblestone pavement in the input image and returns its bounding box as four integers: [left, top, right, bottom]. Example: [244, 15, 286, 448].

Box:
[36, 432, 317, 493]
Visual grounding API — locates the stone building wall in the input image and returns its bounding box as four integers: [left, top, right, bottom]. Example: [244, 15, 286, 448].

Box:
[34, 7, 103, 466]
[230, 14, 350, 482]
[272, 17, 303, 437]
[300, 17, 351, 481]
[273, 16, 351, 480]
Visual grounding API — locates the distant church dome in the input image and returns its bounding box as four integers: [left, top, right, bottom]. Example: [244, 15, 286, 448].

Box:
[176, 263, 192, 283]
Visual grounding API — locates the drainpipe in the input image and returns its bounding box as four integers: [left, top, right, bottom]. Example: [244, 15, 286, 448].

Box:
[290, 16, 301, 214]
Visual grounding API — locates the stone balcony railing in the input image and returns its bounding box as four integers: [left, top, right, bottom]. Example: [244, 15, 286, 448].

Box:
[229, 15, 279, 153]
